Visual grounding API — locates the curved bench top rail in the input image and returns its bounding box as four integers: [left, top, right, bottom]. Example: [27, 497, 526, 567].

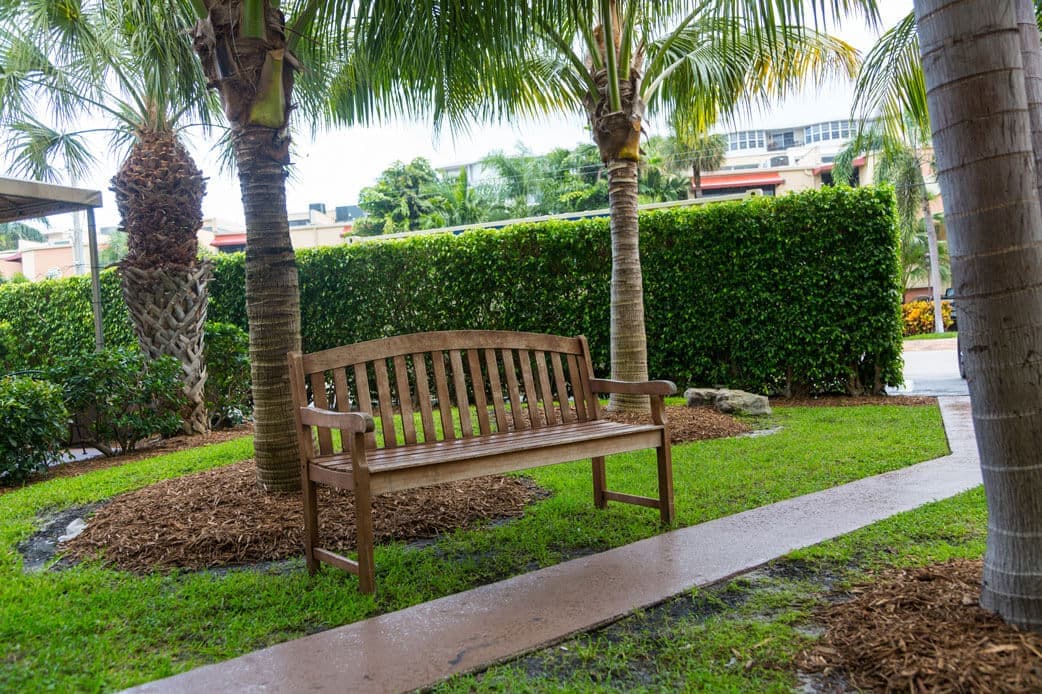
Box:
[301, 330, 587, 373]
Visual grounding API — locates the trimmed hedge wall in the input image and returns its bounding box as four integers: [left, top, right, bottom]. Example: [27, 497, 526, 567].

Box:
[0, 186, 903, 394]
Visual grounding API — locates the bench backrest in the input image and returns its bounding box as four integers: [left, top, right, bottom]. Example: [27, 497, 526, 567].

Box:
[288, 330, 602, 455]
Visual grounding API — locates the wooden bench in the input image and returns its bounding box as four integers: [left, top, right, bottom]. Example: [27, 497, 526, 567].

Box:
[287, 330, 676, 593]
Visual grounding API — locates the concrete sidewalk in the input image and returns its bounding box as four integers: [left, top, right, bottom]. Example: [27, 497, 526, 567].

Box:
[132, 397, 980, 694]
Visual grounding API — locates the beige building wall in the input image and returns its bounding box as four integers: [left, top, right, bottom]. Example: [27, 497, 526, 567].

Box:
[289, 224, 349, 249]
[0, 242, 108, 281]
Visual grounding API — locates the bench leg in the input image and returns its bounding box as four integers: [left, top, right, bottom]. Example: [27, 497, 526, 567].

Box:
[657, 442, 675, 525]
[302, 477, 320, 575]
[592, 456, 607, 509]
[355, 476, 376, 594]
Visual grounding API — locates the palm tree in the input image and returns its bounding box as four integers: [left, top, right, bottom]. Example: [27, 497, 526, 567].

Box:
[517, 2, 867, 409]
[0, 0, 217, 434]
[188, 1, 545, 489]
[0, 221, 45, 250]
[664, 123, 728, 198]
[915, 0, 1042, 632]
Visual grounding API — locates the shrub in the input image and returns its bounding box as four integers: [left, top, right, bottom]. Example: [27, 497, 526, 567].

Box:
[48, 348, 185, 455]
[0, 376, 69, 484]
[204, 321, 252, 428]
[902, 300, 955, 336]
[1, 186, 904, 396]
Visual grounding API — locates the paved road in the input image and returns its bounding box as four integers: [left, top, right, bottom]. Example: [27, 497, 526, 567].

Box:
[888, 337, 969, 397]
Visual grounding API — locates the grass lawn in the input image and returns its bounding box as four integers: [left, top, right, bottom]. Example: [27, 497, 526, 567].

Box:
[0, 403, 949, 691]
[439, 488, 988, 692]
[904, 331, 958, 341]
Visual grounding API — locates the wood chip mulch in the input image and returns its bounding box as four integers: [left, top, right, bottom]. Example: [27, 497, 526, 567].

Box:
[61, 461, 543, 573]
[798, 560, 1042, 693]
[606, 405, 750, 443]
[55, 406, 746, 573]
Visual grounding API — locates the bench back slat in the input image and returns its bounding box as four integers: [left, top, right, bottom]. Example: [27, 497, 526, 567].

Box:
[291, 331, 598, 452]
[393, 355, 418, 445]
[373, 358, 398, 448]
[310, 371, 335, 454]
[449, 350, 473, 438]
[517, 349, 541, 429]
[467, 349, 493, 436]
[484, 348, 509, 432]
[551, 352, 573, 423]
[412, 352, 437, 442]
[431, 351, 456, 441]
[534, 351, 556, 426]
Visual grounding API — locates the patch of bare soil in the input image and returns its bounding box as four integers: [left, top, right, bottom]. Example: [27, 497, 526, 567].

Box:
[773, 395, 937, 407]
[799, 560, 1042, 693]
[62, 461, 544, 573]
[605, 405, 750, 443]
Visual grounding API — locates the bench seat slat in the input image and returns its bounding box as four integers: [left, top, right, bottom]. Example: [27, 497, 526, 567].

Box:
[313, 420, 661, 472]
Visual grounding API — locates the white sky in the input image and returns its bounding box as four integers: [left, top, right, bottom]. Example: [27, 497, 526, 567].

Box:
[10, 0, 913, 230]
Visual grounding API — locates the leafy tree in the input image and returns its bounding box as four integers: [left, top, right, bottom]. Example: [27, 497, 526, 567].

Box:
[99, 230, 129, 267]
[421, 169, 500, 228]
[355, 158, 442, 235]
[638, 135, 690, 202]
[0, 0, 217, 433]
[668, 128, 728, 198]
[0, 222, 44, 250]
[499, 1, 868, 410]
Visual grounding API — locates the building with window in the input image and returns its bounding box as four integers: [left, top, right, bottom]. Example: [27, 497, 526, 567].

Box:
[200, 203, 360, 254]
[699, 119, 874, 197]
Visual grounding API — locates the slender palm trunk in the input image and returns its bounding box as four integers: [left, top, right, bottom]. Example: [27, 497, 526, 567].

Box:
[235, 127, 302, 491]
[606, 157, 649, 410]
[692, 165, 703, 198]
[916, 0, 1042, 632]
[922, 193, 943, 332]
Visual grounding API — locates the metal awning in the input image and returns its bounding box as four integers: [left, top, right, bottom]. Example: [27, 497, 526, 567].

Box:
[0, 177, 102, 223]
[0, 176, 105, 349]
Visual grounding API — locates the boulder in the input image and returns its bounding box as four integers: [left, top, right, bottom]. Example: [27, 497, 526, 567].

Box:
[684, 387, 771, 416]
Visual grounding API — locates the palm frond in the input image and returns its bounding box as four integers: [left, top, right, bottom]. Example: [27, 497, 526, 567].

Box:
[3, 117, 95, 182]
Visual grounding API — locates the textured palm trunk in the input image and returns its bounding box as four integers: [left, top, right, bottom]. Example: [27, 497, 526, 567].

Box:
[236, 128, 302, 491]
[916, 0, 1042, 632]
[193, 0, 302, 491]
[122, 263, 211, 433]
[587, 53, 650, 412]
[606, 157, 649, 411]
[692, 165, 703, 198]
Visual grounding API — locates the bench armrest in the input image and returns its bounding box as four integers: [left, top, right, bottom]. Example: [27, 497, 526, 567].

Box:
[588, 379, 677, 396]
[298, 407, 375, 433]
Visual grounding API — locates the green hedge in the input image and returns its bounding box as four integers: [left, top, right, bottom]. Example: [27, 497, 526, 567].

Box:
[0, 186, 902, 394]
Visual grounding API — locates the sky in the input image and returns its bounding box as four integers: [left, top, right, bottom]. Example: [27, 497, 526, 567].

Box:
[9, 0, 913, 230]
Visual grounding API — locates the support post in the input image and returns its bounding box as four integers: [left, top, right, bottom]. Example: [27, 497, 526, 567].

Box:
[86, 208, 104, 351]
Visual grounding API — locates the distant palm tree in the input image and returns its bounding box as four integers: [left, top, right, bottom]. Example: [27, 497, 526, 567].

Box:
[0, 222, 45, 251]
[0, 0, 218, 433]
[667, 126, 728, 198]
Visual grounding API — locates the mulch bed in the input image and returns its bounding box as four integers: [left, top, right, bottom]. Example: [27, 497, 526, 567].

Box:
[606, 405, 750, 443]
[57, 405, 745, 573]
[799, 560, 1042, 692]
[62, 461, 544, 573]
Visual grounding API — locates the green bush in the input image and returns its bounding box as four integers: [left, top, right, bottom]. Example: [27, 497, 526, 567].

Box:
[0, 186, 903, 395]
[204, 321, 252, 428]
[48, 348, 185, 455]
[0, 376, 69, 484]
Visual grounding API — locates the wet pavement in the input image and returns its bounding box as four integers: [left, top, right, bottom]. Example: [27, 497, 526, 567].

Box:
[130, 397, 980, 694]
[889, 337, 968, 397]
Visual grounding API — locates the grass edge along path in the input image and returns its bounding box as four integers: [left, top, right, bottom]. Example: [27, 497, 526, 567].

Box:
[0, 404, 948, 691]
[437, 487, 988, 693]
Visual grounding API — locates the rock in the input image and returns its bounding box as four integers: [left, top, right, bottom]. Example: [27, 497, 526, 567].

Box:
[684, 387, 772, 416]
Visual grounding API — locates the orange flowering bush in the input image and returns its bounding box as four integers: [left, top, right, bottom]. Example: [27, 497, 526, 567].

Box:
[902, 300, 954, 336]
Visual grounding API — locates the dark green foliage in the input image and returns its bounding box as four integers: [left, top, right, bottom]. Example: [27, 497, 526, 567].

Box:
[0, 376, 68, 484]
[48, 348, 185, 455]
[0, 187, 902, 395]
[204, 321, 252, 428]
[0, 269, 135, 372]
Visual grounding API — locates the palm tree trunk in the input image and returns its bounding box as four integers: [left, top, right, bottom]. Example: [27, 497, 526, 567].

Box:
[606, 157, 649, 411]
[916, 0, 1042, 632]
[922, 194, 943, 332]
[693, 164, 703, 198]
[235, 126, 303, 491]
[121, 263, 211, 434]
